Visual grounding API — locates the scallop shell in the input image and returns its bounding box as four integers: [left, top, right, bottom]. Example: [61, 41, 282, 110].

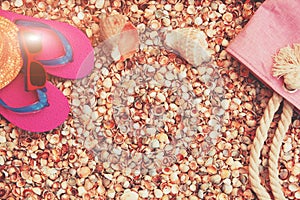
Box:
[99, 14, 139, 61]
[165, 28, 211, 66]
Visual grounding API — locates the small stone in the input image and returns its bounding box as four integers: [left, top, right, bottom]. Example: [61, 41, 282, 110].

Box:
[0, 156, 4, 165]
[178, 71, 187, 79]
[103, 78, 112, 89]
[86, 29, 92, 38]
[107, 188, 116, 198]
[195, 17, 203, 25]
[121, 190, 139, 200]
[198, 190, 204, 198]
[77, 166, 91, 178]
[288, 183, 298, 192]
[150, 139, 160, 149]
[146, 127, 156, 136]
[210, 174, 221, 184]
[154, 189, 163, 198]
[77, 12, 84, 20]
[14, 0, 23, 7]
[220, 169, 231, 179]
[32, 187, 42, 195]
[104, 174, 113, 180]
[72, 99, 81, 107]
[222, 184, 233, 194]
[78, 186, 86, 196]
[174, 3, 184, 12]
[162, 18, 171, 26]
[222, 12, 233, 23]
[179, 163, 189, 173]
[139, 189, 149, 198]
[218, 4, 227, 14]
[72, 16, 80, 25]
[1, 1, 10, 10]
[130, 5, 138, 12]
[157, 92, 166, 102]
[170, 172, 179, 184]
[230, 161, 243, 170]
[295, 191, 300, 199]
[187, 5, 196, 14]
[0, 135, 6, 143]
[95, 0, 104, 9]
[83, 105, 92, 115]
[156, 133, 169, 143]
[101, 67, 109, 76]
[246, 120, 256, 127]
[283, 142, 292, 152]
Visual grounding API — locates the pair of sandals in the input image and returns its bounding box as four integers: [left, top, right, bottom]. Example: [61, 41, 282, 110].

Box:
[0, 10, 94, 132]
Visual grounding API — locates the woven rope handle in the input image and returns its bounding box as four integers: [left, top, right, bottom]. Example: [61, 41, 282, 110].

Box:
[250, 44, 298, 200]
[249, 92, 282, 200]
[269, 100, 293, 200]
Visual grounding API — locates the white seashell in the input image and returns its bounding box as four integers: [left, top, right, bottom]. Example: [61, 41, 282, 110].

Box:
[165, 28, 211, 66]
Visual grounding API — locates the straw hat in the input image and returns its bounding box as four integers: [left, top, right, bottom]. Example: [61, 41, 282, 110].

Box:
[0, 16, 23, 89]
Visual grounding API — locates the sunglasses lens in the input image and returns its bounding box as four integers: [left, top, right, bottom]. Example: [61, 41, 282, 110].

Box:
[23, 32, 42, 53]
[30, 62, 46, 86]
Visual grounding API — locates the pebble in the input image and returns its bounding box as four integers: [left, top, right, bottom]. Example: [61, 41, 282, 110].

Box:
[157, 92, 166, 102]
[288, 183, 298, 192]
[283, 142, 292, 152]
[154, 189, 163, 198]
[150, 139, 160, 148]
[220, 169, 231, 179]
[195, 17, 203, 25]
[0, 135, 6, 143]
[95, 0, 105, 9]
[78, 186, 87, 196]
[82, 105, 92, 115]
[0, 156, 4, 165]
[1, 1, 10, 10]
[77, 167, 91, 178]
[138, 189, 149, 198]
[187, 5, 196, 14]
[218, 4, 227, 14]
[189, 195, 198, 200]
[101, 67, 109, 76]
[198, 190, 204, 198]
[121, 190, 139, 200]
[107, 188, 116, 198]
[104, 174, 113, 180]
[14, 0, 23, 7]
[72, 99, 81, 107]
[174, 3, 184, 12]
[179, 163, 189, 173]
[77, 12, 84, 20]
[210, 174, 222, 184]
[295, 191, 300, 199]
[222, 183, 233, 194]
[103, 78, 112, 89]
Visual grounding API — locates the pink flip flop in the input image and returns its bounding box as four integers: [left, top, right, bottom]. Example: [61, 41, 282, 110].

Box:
[0, 74, 69, 132]
[0, 9, 94, 80]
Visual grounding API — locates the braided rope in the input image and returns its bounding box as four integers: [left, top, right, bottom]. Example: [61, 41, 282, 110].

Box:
[268, 100, 293, 200]
[249, 92, 283, 200]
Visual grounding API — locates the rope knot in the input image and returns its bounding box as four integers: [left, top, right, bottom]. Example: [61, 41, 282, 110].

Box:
[273, 44, 300, 92]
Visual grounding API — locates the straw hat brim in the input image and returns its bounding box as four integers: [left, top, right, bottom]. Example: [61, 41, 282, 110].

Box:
[0, 16, 23, 90]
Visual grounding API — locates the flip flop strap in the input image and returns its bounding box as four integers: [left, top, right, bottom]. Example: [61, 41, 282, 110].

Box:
[0, 88, 49, 113]
[15, 20, 73, 65]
